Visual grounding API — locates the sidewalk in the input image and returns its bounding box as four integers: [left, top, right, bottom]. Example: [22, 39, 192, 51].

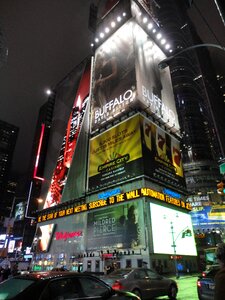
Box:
[167, 272, 199, 280]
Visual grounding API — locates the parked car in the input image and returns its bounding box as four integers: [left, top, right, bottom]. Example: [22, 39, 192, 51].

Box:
[197, 265, 220, 300]
[0, 271, 141, 300]
[101, 268, 178, 300]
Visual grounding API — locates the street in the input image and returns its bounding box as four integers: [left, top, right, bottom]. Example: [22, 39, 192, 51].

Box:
[158, 275, 199, 300]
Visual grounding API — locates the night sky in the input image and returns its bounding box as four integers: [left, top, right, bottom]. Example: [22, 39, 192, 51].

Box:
[0, 0, 224, 175]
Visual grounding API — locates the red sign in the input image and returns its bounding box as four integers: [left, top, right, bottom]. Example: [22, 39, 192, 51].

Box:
[55, 231, 83, 241]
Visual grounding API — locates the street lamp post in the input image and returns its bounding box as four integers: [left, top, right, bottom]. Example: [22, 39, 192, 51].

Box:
[158, 43, 225, 70]
[170, 221, 179, 279]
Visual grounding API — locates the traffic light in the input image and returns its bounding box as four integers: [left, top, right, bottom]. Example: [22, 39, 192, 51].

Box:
[217, 180, 225, 195]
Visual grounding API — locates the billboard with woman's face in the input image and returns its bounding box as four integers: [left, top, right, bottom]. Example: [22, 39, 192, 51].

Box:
[86, 200, 145, 250]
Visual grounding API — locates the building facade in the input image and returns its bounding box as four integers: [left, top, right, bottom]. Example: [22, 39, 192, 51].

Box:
[31, 0, 198, 274]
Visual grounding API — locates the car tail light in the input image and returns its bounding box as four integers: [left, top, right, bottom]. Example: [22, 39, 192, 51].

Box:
[112, 280, 124, 290]
[202, 272, 206, 277]
[197, 280, 202, 288]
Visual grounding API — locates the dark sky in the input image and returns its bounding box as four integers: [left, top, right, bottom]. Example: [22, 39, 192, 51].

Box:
[0, 0, 224, 175]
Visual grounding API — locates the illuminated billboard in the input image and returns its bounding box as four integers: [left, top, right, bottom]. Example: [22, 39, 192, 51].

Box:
[88, 114, 143, 190]
[91, 20, 136, 132]
[133, 23, 179, 131]
[14, 202, 26, 222]
[88, 114, 185, 191]
[86, 200, 145, 250]
[91, 19, 179, 134]
[8, 240, 15, 253]
[150, 203, 197, 256]
[140, 114, 185, 188]
[43, 64, 90, 209]
[32, 223, 56, 252]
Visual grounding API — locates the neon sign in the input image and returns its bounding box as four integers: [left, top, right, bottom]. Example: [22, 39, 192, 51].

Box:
[55, 231, 83, 241]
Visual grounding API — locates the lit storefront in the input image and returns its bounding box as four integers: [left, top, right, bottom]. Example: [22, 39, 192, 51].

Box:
[32, 183, 197, 273]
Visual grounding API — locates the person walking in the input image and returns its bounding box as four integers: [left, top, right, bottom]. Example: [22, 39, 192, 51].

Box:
[214, 243, 225, 300]
[2, 265, 11, 281]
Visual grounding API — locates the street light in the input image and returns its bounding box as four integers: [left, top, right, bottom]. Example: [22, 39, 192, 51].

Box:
[170, 221, 193, 278]
[158, 43, 225, 70]
[164, 214, 192, 278]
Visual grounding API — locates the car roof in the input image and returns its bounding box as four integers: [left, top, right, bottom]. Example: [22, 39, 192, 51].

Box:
[15, 271, 97, 281]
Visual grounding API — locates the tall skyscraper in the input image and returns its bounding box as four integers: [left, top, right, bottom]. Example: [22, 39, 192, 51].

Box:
[153, 0, 225, 195]
[0, 120, 19, 219]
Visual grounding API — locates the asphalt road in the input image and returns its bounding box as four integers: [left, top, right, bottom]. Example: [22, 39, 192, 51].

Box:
[158, 275, 199, 300]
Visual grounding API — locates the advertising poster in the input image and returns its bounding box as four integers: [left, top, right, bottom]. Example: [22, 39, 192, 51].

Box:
[134, 23, 180, 133]
[91, 20, 136, 132]
[86, 200, 145, 250]
[88, 114, 143, 190]
[32, 223, 56, 252]
[141, 115, 185, 189]
[190, 204, 225, 230]
[150, 203, 197, 256]
[43, 65, 90, 209]
[14, 202, 26, 222]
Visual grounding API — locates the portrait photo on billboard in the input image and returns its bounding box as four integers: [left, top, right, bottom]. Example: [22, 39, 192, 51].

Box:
[91, 20, 136, 132]
[86, 200, 145, 251]
[133, 23, 180, 132]
[88, 114, 143, 191]
[32, 223, 56, 253]
[140, 115, 185, 189]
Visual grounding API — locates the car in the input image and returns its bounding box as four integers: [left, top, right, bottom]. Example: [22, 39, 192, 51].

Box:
[0, 271, 141, 300]
[100, 268, 178, 300]
[201, 264, 220, 278]
[197, 265, 220, 300]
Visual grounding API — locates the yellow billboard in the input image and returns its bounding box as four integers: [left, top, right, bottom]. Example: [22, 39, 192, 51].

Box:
[88, 115, 142, 190]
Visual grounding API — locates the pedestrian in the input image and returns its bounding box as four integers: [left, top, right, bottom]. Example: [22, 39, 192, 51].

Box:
[11, 263, 19, 277]
[214, 242, 225, 300]
[0, 266, 3, 282]
[2, 265, 11, 281]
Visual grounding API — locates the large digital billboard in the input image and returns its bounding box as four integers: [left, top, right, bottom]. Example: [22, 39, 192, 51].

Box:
[150, 203, 197, 256]
[86, 200, 145, 250]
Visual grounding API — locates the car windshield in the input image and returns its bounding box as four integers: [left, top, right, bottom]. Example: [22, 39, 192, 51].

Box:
[0, 277, 35, 299]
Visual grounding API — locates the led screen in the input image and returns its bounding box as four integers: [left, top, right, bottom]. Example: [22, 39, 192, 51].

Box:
[8, 240, 15, 253]
[32, 223, 56, 252]
[14, 202, 25, 221]
[150, 203, 197, 256]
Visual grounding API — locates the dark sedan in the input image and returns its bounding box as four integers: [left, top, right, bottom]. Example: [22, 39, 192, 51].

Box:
[101, 268, 178, 299]
[0, 271, 141, 300]
[197, 265, 220, 300]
